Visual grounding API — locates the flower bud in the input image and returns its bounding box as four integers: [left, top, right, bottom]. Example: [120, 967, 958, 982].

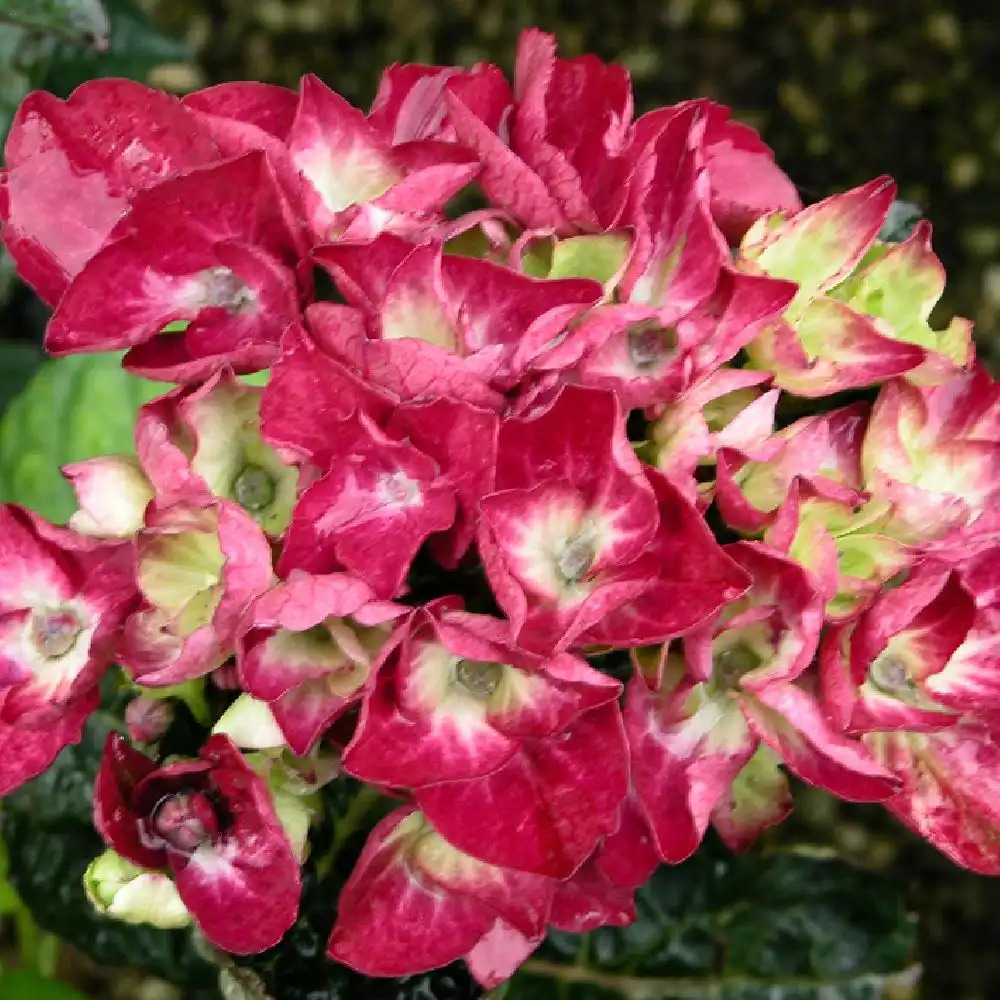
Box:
[152, 791, 220, 853]
[125, 696, 174, 743]
[84, 849, 191, 929]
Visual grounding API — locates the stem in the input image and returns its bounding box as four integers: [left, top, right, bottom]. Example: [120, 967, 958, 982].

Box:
[36, 934, 60, 978]
[519, 959, 922, 999]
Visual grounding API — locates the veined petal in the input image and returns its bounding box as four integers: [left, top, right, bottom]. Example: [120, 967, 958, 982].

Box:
[868, 724, 1000, 874]
[417, 703, 628, 878]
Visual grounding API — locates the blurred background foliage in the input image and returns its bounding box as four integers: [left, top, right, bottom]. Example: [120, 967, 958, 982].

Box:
[2, 0, 1000, 998]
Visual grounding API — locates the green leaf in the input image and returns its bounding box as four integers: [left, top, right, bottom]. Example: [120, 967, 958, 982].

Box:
[43, 0, 190, 96]
[506, 840, 917, 1000]
[0, 352, 162, 522]
[0, 970, 89, 1000]
[0, 0, 109, 48]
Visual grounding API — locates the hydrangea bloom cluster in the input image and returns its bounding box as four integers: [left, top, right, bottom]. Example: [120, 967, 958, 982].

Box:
[0, 27, 994, 987]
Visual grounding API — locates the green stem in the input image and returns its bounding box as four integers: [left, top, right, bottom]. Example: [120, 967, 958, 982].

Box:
[35, 934, 60, 978]
[519, 959, 922, 999]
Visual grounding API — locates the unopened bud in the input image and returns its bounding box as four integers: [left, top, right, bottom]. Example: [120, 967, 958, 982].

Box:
[84, 850, 190, 929]
[152, 792, 219, 853]
[125, 696, 174, 743]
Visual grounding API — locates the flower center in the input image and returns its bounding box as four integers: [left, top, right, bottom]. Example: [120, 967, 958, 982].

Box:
[232, 464, 276, 512]
[556, 536, 596, 583]
[627, 320, 678, 371]
[30, 608, 83, 659]
[200, 266, 254, 314]
[868, 652, 913, 696]
[152, 792, 218, 853]
[454, 659, 504, 699]
[712, 643, 762, 690]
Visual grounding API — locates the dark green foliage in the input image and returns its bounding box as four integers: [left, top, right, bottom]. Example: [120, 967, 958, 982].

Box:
[505, 840, 916, 999]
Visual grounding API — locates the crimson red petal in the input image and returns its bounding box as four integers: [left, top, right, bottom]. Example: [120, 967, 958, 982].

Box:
[417, 703, 628, 878]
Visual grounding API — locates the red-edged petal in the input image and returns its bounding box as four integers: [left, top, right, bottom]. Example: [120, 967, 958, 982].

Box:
[417, 703, 628, 878]
[742, 175, 895, 307]
[184, 82, 298, 140]
[710, 745, 794, 851]
[743, 683, 899, 802]
[445, 73, 571, 232]
[586, 469, 752, 648]
[548, 862, 635, 933]
[622, 105, 727, 314]
[278, 414, 456, 598]
[289, 75, 402, 239]
[169, 735, 300, 953]
[387, 397, 499, 567]
[593, 792, 660, 890]
[696, 99, 802, 242]
[260, 319, 394, 465]
[328, 807, 548, 977]
[870, 723, 1000, 875]
[465, 920, 542, 989]
[626, 671, 755, 863]
[344, 656, 520, 786]
[93, 732, 163, 869]
[3, 81, 220, 304]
